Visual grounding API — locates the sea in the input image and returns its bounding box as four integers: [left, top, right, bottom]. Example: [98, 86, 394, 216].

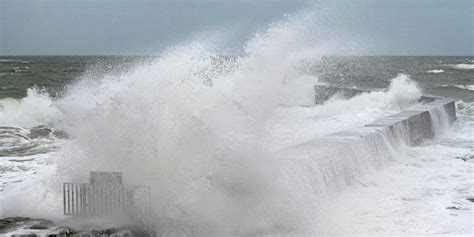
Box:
[0, 54, 472, 235]
[0, 56, 473, 101]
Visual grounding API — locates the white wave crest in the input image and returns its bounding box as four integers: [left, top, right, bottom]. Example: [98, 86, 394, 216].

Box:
[427, 69, 444, 73]
[454, 85, 474, 91]
[450, 64, 474, 70]
[439, 84, 474, 91]
[0, 89, 62, 127]
[325, 74, 421, 111]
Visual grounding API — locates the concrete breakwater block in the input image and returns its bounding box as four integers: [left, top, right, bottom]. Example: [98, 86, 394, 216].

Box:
[366, 110, 434, 146]
[366, 97, 456, 146]
[408, 98, 457, 124]
[281, 96, 457, 199]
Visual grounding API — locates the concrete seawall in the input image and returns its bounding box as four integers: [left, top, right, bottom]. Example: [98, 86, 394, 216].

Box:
[279, 96, 457, 201]
[366, 97, 456, 146]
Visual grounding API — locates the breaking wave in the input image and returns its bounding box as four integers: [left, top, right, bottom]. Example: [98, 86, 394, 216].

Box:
[427, 69, 444, 73]
[438, 84, 474, 91]
[0, 6, 427, 236]
[326, 74, 421, 110]
[0, 89, 62, 128]
[450, 64, 474, 70]
[454, 85, 474, 91]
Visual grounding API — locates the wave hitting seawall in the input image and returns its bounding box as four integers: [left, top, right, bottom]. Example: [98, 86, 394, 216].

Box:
[278, 96, 456, 223]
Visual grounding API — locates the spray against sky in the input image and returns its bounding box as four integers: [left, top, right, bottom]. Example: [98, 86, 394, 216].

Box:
[0, 0, 472, 55]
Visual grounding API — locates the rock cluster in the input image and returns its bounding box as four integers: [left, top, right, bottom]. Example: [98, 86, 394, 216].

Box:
[0, 217, 154, 237]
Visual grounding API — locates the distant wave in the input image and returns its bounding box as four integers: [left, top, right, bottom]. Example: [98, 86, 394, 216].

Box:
[13, 66, 29, 73]
[0, 59, 28, 64]
[427, 69, 444, 73]
[454, 85, 474, 91]
[439, 84, 474, 91]
[450, 64, 474, 70]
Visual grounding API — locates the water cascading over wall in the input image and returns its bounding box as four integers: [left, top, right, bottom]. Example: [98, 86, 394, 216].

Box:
[278, 97, 456, 207]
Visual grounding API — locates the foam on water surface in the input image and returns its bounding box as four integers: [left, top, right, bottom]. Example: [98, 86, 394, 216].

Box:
[450, 64, 474, 70]
[427, 69, 444, 73]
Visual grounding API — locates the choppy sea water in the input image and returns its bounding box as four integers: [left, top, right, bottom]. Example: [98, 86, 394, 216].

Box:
[1, 56, 473, 101]
[0, 54, 473, 235]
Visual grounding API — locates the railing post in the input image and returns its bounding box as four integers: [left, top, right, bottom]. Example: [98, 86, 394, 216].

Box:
[63, 172, 150, 219]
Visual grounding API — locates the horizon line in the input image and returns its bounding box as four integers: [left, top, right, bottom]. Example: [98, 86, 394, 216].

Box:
[1, 54, 473, 57]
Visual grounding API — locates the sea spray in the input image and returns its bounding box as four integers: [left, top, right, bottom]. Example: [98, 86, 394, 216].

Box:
[0, 72, 425, 235]
[49, 9, 385, 234]
[428, 106, 452, 139]
[51, 11, 324, 235]
[0, 6, 428, 236]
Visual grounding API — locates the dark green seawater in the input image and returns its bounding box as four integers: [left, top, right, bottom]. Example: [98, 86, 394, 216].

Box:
[0, 56, 473, 101]
[0, 56, 154, 99]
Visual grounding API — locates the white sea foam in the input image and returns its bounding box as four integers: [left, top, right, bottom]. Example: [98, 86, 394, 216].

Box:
[457, 101, 474, 117]
[450, 63, 474, 70]
[314, 143, 473, 235]
[427, 69, 444, 73]
[454, 85, 474, 91]
[439, 84, 474, 91]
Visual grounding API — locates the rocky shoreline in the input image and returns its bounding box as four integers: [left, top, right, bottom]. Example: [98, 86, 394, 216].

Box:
[0, 217, 154, 237]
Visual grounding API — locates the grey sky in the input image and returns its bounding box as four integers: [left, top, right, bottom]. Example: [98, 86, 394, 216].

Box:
[0, 0, 472, 55]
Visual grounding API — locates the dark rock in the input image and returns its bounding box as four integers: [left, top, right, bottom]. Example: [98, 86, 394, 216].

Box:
[28, 224, 49, 230]
[45, 226, 76, 236]
[52, 129, 69, 139]
[1, 216, 154, 237]
[90, 228, 117, 235]
[455, 155, 474, 161]
[27, 219, 55, 230]
[466, 196, 474, 203]
[446, 206, 461, 210]
[1, 217, 56, 234]
[75, 228, 139, 237]
[0, 217, 31, 233]
[28, 126, 53, 139]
